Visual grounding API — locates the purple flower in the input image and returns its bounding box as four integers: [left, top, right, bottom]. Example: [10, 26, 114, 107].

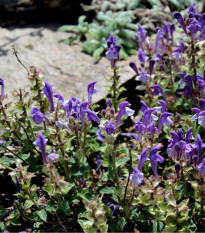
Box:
[154, 29, 164, 53]
[158, 112, 173, 133]
[133, 119, 145, 142]
[48, 148, 59, 162]
[96, 129, 104, 142]
[42, 80, 55, 113]
[88, 81, 98, 103]
[31, 107, 45, 124]
[0, 78, 5, 100]
[151, 85, 166, 100]
[199, 99, 205, 110]
[193, 154, 198, 168]
[112, 205, 120, 220]
[163, 22, 170, 41]
[194, 134, 205, 164]
[106, 37, 121, 68]
[80, 101, 89, 129]
[155, 52, 162, 62]
[106, 99, 112, 108]
[170, 23, 175, 43]
[97, 154, 101, 169]
[130, 167, 144, 187]
[158, 100, 167, 113]
[175, 163, 181, 178]
[129, 62, 139, 75]
[107, 32, 118, 48]
[150, 146, 164, 178]
[63, 98, 73, 118]
[147, 121, 157, 137]
[116, 101, 134, 126]
[33, 131, 48, 164]
[191, 107, 201, 121]
[121, 132, 138, 141]
[187, 2, 198, 16]
[84, 109, 100, 124]
[137, 68, 150, 83]
[138, 48, 148, 64]
[104, 119, 116, 135]
[188, 18, 201, 40]
[137, 24, 147, 41]
[140, 101, 148, 113]
[138, 148, 148, 171]
[173, 12, 188, 35]
[149, 59, 155, 75]
[185, 127, 193, 143]
[143, 108, 156, 128]
[53, 94, 64, 105]
[198, 158, 205, 176]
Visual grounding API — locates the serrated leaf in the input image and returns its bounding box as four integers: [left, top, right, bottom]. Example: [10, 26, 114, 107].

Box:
[57, 200, 70, 217]
[116, 157, 129, 168]
[100, 187, 116, 194]
[0, 156, 11, 166]
[24, 200, 34, 209]
[37, 209, 47, 221]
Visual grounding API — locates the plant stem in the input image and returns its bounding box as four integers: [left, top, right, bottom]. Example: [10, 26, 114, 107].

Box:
[112, 150, 119, 189]
[123, 148, 133, 205]
[113, 67, 118, 112]
[180, 160, 188, 198]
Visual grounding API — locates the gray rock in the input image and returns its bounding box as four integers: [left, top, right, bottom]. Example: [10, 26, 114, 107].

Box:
[0, 25, 139, 103]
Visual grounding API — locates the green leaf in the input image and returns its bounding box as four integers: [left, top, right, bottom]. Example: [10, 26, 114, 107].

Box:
[24, 200, 34, 209]
[71, 165, 90, 176]
[104, 144, 114, 157]
[100, 187, 116, 194]
[93, 47, 104, 60]
[46, 199, 56, 212]
[163, 224, 177, 232]
[78, 15, 87, 25]
[0, 156, 11, 166]
[116, 157, 129, 168]
[57, 200, 70, 217]
[82, 40, 100, 55]
[58, 25, 79, 32]
[116, 217, 127, 231]
[0, 206, 6, 217]
[10, 219, 21, 226]
[77, 189, 95, 202]
[37, 209, 47, 221]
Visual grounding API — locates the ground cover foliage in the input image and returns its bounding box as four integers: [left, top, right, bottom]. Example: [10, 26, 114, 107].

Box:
[0, 2, 205, 232]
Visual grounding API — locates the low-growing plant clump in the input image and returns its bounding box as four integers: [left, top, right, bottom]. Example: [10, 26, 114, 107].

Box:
[0, 2, 205, 232]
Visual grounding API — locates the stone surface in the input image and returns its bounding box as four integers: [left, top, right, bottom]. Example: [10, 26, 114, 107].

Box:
[0, 24, 139, 103]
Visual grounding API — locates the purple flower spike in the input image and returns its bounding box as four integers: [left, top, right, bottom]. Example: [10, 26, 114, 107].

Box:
[150, 146, 164, 178]
[170, 23, 175, 43]
[158, 112, 173, 133]
[31, 107, 45, 124]
[106, 43, 121, 68]
[149, 59, 155, 76]
[133, 119, 145, 142]
[53, 94, 64, 105]
[198, 158, 205, 176]
[88, 81, 98, 103]
[107, 31, 118, 48]
[151, 85, 166, 100]
[163, 22, 170, 41]
[140, 101, 148, 113]
[199, 99, 205, 110]
[48, 148, 59, 162]
[137, 24, 147, 41]
[138, 148, 148, 171]
[158, 100, 167, 113]
[0, 78, 5, 100]
[147, 121, 157, 137]
[137, 68, 150, 83]
[188, 18, 201, 40]
[138, 48, 148, 64]
[194, 134, 205, 164]
[96, 129, 104, 142]
[129, 62, 139, 76]
[116, 101, 133, 126]
[173, 12, 188, 35]
[175, 163, 181, 178]
[143, 108, 156, 127]
[185, 127, 193, 143]
[130, 167, 144, 187]
[104, 119, 116, 135]
[42, 80, 55, 113]
[84, 109, 100, 124]
[33, 131, 48, 164]
[187, 2, 197, 15]
[154, 29, 164, 53]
